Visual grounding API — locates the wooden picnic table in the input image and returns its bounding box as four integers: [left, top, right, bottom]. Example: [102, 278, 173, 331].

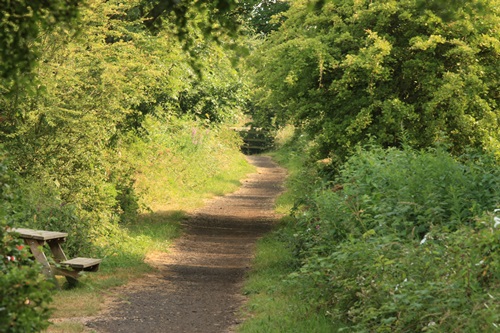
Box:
[10, 228, 101, 284]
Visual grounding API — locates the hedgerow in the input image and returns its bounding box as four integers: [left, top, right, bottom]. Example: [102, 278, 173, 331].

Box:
[288, 146, 500, 332]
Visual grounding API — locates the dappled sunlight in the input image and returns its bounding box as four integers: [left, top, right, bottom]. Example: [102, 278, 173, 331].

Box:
[88, 156, 287, 333]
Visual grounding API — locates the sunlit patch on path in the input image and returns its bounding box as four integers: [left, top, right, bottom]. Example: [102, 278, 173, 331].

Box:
[87, 155, 286, 333]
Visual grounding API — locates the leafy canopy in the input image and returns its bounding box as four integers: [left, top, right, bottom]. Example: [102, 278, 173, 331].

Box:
[250, 0, 500, 161]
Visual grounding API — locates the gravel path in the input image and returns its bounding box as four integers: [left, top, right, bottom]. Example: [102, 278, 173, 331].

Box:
[86, 155, 286, 333]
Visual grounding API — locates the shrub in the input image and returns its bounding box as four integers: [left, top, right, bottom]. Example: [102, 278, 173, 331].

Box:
[0, 227, 53, 333]
[292, 146, 500, 254]
[293, 219, 500, 332]
[287, 146, 500, 331]
[0, 150, 52, 333]
[8, 178, 99, 258]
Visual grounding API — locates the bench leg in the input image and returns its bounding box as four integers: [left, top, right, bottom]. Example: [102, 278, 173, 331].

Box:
[66, 276, 79, 288]
[47, 239, 68, 263]
[24, 239, 53, 278]
[53, 267, 81, 288]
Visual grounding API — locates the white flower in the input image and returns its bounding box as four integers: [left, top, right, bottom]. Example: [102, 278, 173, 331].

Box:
[494, 216, 500, 228]
[395, 278, 408, 291]
[420, 234, 428, 245]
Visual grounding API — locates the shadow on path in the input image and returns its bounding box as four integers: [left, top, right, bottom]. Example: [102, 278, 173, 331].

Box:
[87, 155, 287, 333]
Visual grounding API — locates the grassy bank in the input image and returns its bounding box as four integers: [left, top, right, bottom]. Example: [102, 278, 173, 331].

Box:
[45, 119, 255, 333]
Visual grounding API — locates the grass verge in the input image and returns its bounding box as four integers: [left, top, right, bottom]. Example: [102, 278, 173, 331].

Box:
[238, 218, 343, 333]
[238, 131, 343, 332]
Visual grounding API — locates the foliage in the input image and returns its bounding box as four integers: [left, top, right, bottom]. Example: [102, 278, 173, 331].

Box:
[0, 0, 80, 79]
[0, 0, 250, 255]
[294, 146, 500, 247]
[234, 0, 290, 35]
[0, 0, 247, 80]
[0, 150, 53, 333]
[250, 0, 500, 162]
[283, 146, 500, 332]
[8, 180, 96, 258]
[292, 221, 500, 332]
[139, 0, 242, 38]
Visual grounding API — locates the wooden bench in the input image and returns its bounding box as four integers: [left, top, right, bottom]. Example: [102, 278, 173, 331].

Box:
[9, 228, 102, 286]
[60, 257, 102, 272]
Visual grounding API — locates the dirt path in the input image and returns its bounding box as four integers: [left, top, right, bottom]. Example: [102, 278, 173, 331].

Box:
[86, 155, 286, 333]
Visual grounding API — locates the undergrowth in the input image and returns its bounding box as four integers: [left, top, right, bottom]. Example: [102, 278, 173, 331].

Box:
[241, 128, 500, 332]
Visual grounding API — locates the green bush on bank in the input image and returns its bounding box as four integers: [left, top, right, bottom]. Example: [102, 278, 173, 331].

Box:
[294, 223, 500, 332]
[294, 146, 500, 252]
[287, 146, 500, 332]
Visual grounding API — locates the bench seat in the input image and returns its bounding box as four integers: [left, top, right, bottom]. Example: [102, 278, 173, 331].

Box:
[61, 257, 102, 272]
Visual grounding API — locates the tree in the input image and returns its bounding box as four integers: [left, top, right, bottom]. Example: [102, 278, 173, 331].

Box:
[0, 0, 80, 79]
[0, 0, 251, 240]
[237, 0, 290, 35]
[250, 0, 500, 161]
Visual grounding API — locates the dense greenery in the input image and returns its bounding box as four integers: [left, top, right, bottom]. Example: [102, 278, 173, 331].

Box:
[298, 145, 500, 332]
[1, 0, 248, 249]
[0, 0, 80, 78]
[241, 136, 500, 332]
[1, 0, 499, 331]
[242, 1, 500, 331]
[0, 0, 253, 331]
[250, 0, 500, 162]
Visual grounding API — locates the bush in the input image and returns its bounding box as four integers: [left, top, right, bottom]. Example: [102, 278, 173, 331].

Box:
[8, 178, 99, 258]
[287, 146, 500, 332]
[0, 150, 52, 333]
[293, 220, 500, 332]
[0, 229, 53, 333]
[293, 146, 500, 253]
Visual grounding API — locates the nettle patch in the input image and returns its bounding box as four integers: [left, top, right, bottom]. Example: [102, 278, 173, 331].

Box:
[288, 147, 500, 332]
